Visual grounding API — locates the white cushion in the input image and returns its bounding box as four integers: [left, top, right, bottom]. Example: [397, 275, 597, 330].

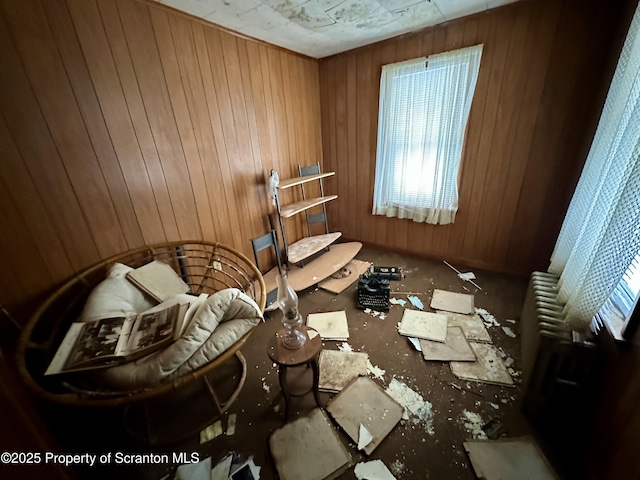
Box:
[79, 263, 156, 323]
[96, 288, 263, 389]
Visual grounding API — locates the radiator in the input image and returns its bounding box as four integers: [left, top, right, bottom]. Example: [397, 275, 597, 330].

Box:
[520, 272, 598, 420]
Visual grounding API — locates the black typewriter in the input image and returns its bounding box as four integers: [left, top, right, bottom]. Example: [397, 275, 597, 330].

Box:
[357, 273, 391, 311]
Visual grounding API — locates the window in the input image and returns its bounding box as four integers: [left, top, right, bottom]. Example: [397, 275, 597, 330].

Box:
[372, 44, 483, 225]
[596, 251, 640, 340]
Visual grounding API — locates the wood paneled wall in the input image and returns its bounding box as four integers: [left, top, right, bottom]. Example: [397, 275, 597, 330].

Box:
[319, 0, 628, 276]
[0, 0, 321, 318]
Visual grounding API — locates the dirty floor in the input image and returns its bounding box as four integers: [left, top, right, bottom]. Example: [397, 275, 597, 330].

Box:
[35, 246, 576, 480]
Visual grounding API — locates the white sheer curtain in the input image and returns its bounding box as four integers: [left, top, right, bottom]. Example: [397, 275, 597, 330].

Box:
[549, 2, 640, 331]
[372, 45, 483, 224]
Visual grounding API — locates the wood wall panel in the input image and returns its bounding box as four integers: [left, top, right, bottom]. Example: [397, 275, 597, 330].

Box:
[0, 0, 321, 320]
[319, 0, 629, 276]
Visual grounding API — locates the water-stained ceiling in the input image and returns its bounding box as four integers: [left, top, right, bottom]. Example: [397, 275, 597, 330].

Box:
[152, 0, 519, 58]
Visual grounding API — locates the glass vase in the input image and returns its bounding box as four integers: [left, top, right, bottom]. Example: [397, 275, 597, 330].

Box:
[276, 273, 306, 349]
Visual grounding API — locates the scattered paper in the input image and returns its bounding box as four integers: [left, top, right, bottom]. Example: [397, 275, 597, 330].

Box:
[407, 295, 424, 310]
[389, 297, 406, 307]
[354, 460, 397, 480]
[367, 360, 386, 380]
[358, 424, 374, 450]
[308, 329, 319, 339]
[200, 420, 223, 444]
[230, 456, 261, 480]
[506, 319, 516, 324]
[476, 307, 500, 327]
[385, 377, 434, 435]
[407, 337, 422, 351]
[502, 326, 517, 338]
[211, 454, 233, 480]
[458, 272, 476, 281]
[175, 456, 211, 480]
[226, 413, 236, 436]
[338, 342, 354, 352]
[262, 378, 270, 393]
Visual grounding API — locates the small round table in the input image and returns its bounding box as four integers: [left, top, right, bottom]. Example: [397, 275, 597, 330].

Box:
[267, 326, 322, 421]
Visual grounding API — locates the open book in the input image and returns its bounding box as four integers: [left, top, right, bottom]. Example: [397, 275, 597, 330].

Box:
[45, 302, 189, 376]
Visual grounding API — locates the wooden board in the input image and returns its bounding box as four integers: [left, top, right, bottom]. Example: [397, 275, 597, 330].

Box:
[277, 171, 335, 190]
[280, 195, 338, 218]
[264, 242, 362, 292]
[288, 232, 341, 264]
[319, 259, 371, 294]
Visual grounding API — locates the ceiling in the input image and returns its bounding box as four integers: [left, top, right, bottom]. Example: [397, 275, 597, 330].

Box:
[153, 0, 519, 58]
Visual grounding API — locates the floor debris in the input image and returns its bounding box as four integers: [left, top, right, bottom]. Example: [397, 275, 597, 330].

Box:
[385, 377, 435, 435]
[389, 297, 406, 307]
[327, 377, 403, 455]
[319, 349, 368, 392]
[482, 418, 507, 439]
[367, 360, 386, 380]
[450, 342, 514, 386]
[419, 326, 476, 362]
[444, 260, 483, 290]
[502, 326, 517, 338]
[261, 378, 270, 393]
[463, 436, 558, 480]
[358, 423, 374, 450]
[338, 342, 354, 352]
[270, 408, 351, 480]
[389, 460, 406, 477]
[444, 313, 492, 343]
[475, 307, 501, 327]
[176, 455, 211, 480]
[200, 420, 223, 444]
[430, 289, 475, 314]
[460, 410, 487, 439]
[407, 295, 424, 310]
[226, 413, 236, 436]
[307, 310, 349, 340]
[354, 459, 397, 480]
[407, 337, 422, 351]
[398, 310, 448, 342]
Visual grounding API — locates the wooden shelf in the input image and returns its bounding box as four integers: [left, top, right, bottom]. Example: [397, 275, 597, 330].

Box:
[279, 195, 337, 218]
[287, 232, 342, 264]
[277, 172, 335, 190]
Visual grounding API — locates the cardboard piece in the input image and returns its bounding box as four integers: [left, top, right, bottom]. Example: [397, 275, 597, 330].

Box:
[319, 349, 368, 393]
[463, 436, 558, 480]
[319, 259, 371, 294]
[326, 377, 403, 455]
[443, 313, 492, 343]
[419, 326, 476, 362]
[450, 342, 514, 386]
[398, 310, 448, 343]
[270, 408, 351, 480]
[430, 289, 475, 314]
[308, 311, 349, 340]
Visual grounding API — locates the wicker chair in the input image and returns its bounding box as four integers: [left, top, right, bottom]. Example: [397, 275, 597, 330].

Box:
[16, 241, 266, 444]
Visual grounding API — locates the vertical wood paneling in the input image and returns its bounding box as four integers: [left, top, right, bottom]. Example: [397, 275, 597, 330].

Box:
[320, 0, 627, 275]
[0, 0, 319, 318]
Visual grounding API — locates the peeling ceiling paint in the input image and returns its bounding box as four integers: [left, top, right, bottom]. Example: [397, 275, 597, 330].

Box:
[154, 0, 519, 58]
